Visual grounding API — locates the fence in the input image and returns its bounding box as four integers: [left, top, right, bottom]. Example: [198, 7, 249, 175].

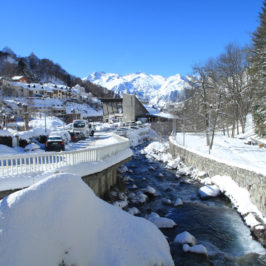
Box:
[0, 134, 130, 177]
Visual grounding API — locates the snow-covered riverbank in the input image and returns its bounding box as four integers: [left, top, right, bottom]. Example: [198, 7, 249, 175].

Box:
[174, 115, 266, 176]
[107, 143, 265, 265]
[142, 141, 266, 245]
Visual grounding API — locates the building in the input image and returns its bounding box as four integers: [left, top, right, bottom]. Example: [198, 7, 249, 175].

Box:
[101, 94, 148, 123]
[101, 98, 123, 122]
[122, 94, 148, 122]
[12, 76, 28, 83]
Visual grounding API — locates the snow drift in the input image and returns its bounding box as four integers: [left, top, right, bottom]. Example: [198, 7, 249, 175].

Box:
[0, 173, 174, 266]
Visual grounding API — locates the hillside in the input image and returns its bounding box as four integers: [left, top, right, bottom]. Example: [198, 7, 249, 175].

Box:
[85, 72, 190, 107]
[0, 47, 116, 99]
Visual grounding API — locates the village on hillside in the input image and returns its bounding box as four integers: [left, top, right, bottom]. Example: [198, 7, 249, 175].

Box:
[0, 75, 102, 126]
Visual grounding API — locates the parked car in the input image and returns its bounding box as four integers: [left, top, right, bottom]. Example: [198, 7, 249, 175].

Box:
[45, 136, 65, 151]
[49, 130, 71, 144]
[73, 120, 94, 137]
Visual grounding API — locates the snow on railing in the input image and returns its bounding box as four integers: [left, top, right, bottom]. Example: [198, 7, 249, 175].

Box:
[0, 134, 130, 177]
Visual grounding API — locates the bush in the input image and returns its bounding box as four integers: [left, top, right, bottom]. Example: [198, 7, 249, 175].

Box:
[0, 136, 13, 147]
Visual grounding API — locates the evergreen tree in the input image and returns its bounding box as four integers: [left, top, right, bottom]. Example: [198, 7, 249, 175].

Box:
[250, 0, 266, 136]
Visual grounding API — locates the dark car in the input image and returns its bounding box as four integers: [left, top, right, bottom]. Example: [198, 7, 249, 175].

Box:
[45, 136, 65, 151]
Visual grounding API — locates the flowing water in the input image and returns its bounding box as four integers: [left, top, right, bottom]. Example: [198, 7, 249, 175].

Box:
[119, 144, 266, 265]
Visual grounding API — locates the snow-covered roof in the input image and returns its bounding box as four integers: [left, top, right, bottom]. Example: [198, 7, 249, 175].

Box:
[12, 76, 25, 81]
[145, 105, 179, 119]
[65, 102, 103, 117]
[0, 130, 12, 137]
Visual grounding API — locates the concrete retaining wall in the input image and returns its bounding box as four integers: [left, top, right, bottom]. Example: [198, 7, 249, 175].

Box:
[169, 137, 266, 217]
[0, 158, 131, 200]
[82, 157, 131, 197]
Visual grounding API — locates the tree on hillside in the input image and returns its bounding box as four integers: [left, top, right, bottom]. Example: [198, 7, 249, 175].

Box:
[217, 43, 252, 136]
[249, 0, 266, 136]
[1, 62, 18, 77]
[18, 59, 27, 76]
[0, 48, 119, 99]
[187, 59, 224, 147]
[177, 43, 251, 153]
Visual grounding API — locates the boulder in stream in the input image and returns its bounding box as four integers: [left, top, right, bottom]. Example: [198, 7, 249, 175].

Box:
[198, 185, 221, 199]
[147, 212, 177, 229]
[174, 198, 183, 206]
[183, 244, 208, 256]
[162, 198, 172, 205]
[174, 231, 196, 246]
[142, 186, 157, 196]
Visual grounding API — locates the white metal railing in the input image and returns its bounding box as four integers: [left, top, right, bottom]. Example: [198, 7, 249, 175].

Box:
[0, 134, 130, 177]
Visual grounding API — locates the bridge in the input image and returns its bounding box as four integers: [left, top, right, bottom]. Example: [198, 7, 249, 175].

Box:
[0, 134, 132, 198]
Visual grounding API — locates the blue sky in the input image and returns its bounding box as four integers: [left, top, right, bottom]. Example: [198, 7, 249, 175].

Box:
[0, 0, 262, 78]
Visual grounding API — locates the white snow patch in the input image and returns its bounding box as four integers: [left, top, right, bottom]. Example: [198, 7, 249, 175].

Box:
[0, 173, 174, 266]
[128, 207, 140, 216]
[113, 200, 128, 209]
[142, 185, 157, 196]
[198, 185, 221, 199]
[147, 212, 176, 228]
[166, 157, 181, 169]
[176, 167, 191, 176]
[244, 213, 262, 228]
[183, 244, 208, 256]
[174, 198, 183, 206]
[174, 231, 196, 246]
[0, 129, 12, 137]
[24, 143, 41, 152]
[211, 175, 266, 224]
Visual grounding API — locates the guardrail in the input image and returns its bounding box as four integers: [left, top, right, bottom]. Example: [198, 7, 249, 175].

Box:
[0, 134, 130, 177]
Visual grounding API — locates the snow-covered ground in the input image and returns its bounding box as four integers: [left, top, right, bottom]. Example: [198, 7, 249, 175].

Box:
[174, 115, 266, 175]
[0, 173, 174, 266]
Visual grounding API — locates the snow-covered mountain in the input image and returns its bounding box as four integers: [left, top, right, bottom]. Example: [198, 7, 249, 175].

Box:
[84, 72, 189, 107]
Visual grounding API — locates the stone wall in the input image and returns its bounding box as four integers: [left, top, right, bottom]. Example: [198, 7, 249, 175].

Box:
[82, 157, 131, 197]
[169, 137, 266, 217]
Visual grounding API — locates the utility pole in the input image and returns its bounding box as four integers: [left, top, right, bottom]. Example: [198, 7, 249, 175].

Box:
[182, 106, 187, 146]
[208, 104, 213, 154]
[45, 112, 47, 133]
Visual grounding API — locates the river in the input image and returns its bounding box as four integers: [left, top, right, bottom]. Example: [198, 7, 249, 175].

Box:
[108, 143, 266, 265]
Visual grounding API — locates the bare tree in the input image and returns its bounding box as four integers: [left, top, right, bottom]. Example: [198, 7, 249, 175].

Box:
[174, 43, 251, 154]
[217, 43, 252, 135]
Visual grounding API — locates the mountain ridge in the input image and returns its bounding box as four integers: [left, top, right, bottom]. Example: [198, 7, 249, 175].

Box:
[85, 71, 189, 107]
